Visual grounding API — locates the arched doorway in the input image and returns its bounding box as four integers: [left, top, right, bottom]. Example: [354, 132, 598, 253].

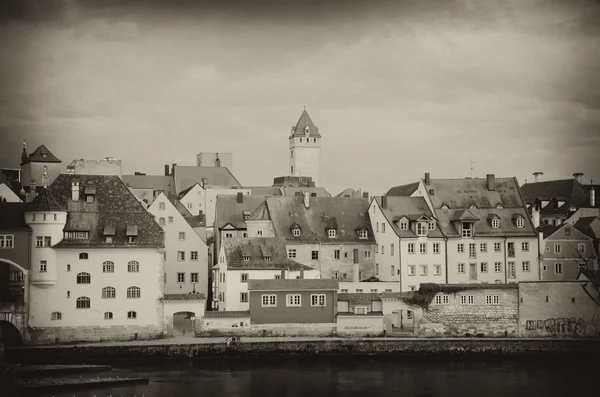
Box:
[172, 311, 196, 336]
[0, 320, 23, 346]
[0, 259, 28, 305]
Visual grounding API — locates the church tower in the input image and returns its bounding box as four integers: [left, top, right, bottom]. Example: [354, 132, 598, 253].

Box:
[288, 108, 322, 187]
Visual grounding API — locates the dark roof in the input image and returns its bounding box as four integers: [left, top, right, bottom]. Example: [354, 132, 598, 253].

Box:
[223, 237, 312, 270]
[165, 193, 192, 217]
[247, 200, 270, 221]
[161, 293, 205, 301]
[243, 186, 283, 196]
[48, 174, 164, 248]
[0, 202, 30, 231]
[185, 214, 206, 228]
[215, 194, 266, 230]
[374, 196, 445, 238]
[280, 187, 331, 197]
[173, 166, 241, 194]
[521, 179, 599, 213]
[248, 278, 339, 291]
[385, 182, 420, 197]
[27, 187, 63, 212]
[335, 188, 364, 198]
[265, 197, 376, 243]
[178, 183, 201, 198]
[204, 311, 250, 318]
[290, 110, 322, 138]
[337, 293, 381, 305]
[574, 216, 600, 239]
[541, 225, 560, 239]
[122, 175, 176, 197]
[21, 145, 61, 164]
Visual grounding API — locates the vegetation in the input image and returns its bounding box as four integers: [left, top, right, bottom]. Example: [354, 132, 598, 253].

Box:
[401, 283, 475, 310]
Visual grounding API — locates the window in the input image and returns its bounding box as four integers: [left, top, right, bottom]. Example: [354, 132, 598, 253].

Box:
[555, 262, 563, 274]
[177, 251, 185, 261]
[358, 230, 368, 239]
[275, 275, 281, 280]
[516, 218, 524, 228]
[179, 232, 186, 240]
[461, 223, 472, 237]
[127, 286, 141, 298]
[36, 236, 43, 247]
[241, 273, 249, 283]
[105, 236, 113, 243]
[382, 223, 386, 233]
[102, 286, 116, 299]
[364, 250, 372, 260]
[158, 217, 165, 226]
[168, 216, 174, 223]
[469, 243, 476, 259]
[191, 251, 198, 261]
[76, 296, 90, 309]
[494, 242, 501, 252]
[522, 261, 530, 272]
[243, 232, 248, 237]
[416, 222, 427, 236]
[127, 311, 137, 319]
[334, 250, 340, 260]
[332, 271, 339, 279]
[9, 271, 24, 281]
[86, 195, 94, 203]
[492, 218, 500, 228]
[287, 294, 302, 307]
[243, 255, 250, 262]
[51, 312, 62, 320]
[187, 203, 192, 209]
[39, 261, 47, 272]
[311, 294, 326, 306]
[429, 221, 435, 230]
[293, 228, 301, 237]
[261, 294, 277, 307]
[486, 295, 500, 305]
[400, 221, 408, 230]
[457, 244, 464, 253]
[177, 273, 185, 283]
[375, 264, 379, 275]
[159, 202, 165, 210]
[102, 261, 114, 273]
[408, 243, 415, 254]
[240, 292, 248, 302]
[494, 262, 502, 272]
[381, 245, 385, 254]
[554, 244, 562, 254]
[520, 242, 529, 252]
[460, 295, 474, 305]
[578, 243, 586, 254]
[435, 295, 449, 305]
[420, 265, 428, 276]
[433, 243, 440, 254]
[391, 265, 395, 276]
[370, 289, 378, 293]
[128, 261, 139, 272]
[480, 243, 487, 252]
[458, 263, 465, 273]
[328, 229, 336, 238]
[408, 265, 416, 276]
[408, 285, 417, 291]
[104, 312, 113, 320]
[420, 243, 427, 254]
[0, 235, 14, 249]
[191, 273, 199, 283]
[312, 251, 319, 260]
[76, 272, 91, 284]
[288, 249, 297, 258]
[434, 265, 441, 275]
[224, 232, 233, 238]
[508, 262, 516, 279]
[67, 291, 70, 298]
[78, 252, 89, 260]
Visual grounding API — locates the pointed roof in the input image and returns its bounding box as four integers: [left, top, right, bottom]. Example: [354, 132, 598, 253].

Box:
[451, 208, 480, 222]
[290, 109, 321, 138]
[27, 187, 63, 212]
[247, 200, 270, 221]
[21, 145, 61, 165]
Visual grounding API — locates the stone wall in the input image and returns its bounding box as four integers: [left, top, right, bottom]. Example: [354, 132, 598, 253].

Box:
[417, 288, 519, 337]
[337, 315, 384, 336]
[197, 322, 336, 337]
[29, 325, 164, 345]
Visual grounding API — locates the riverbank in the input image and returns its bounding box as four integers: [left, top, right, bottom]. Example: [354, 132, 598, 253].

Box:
[5, 337, 600, 364]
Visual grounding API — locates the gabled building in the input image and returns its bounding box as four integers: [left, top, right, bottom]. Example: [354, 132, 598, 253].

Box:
[212, 237, 318, 311]
[336, 188, 366, 198]
[368, 196, 447, 291]
[288, 109, 322, 187]
[19, 143, 62, 201]
[122, 173, 176, 206]
[388, 173, 540, 284]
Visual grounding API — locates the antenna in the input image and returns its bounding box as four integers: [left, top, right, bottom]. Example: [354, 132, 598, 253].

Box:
[469, 157, 475, 178]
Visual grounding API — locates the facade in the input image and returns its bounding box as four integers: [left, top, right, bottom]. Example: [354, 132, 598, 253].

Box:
[213, 237, 318, 311]
[389, 173, 540, 284]
[147, 192, 209, 297]
[0, 183, 21, 203]
[25, 174, 166, 344]
[20, 144, 62, 194]
[66, 158, 123, 178]
[247, 279, 338, 324]
[122, 174, 176, 206]
[288, 110, 322, 187]
[196, 152, 233, 171]
[368, 196, 447, 291]
[0, 203, 31, 302]
[338, 281, 400, 293]
[337, 293, 385, 336]
[336, 188, 366, 198]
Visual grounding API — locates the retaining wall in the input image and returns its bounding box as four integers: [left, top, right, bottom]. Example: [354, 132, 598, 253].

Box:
[29, 325, 164, 345]
[197, 322, 336, 337]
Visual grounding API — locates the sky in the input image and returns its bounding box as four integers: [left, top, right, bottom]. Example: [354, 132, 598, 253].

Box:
[0, 0, 599, 196]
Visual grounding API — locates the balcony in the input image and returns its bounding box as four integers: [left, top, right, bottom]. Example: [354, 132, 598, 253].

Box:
[508, 249, 515, 258]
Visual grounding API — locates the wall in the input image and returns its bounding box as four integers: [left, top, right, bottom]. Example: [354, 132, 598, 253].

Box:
[249, 290, 336, 324]
[338, 281, 400, 293]
[245, 220, 275, 238]
[0, 184, 21, 202]
[27, 211, 67, 288]
[368, 199, 399, 282]
[203, 188, 252, 228]
[541, 259, 581, 281]
[179, 183, 204, 218]
[196, 153, 234, 171]
[518, 281, 599, 337]
[129, 188, 155, 205]
[381, 297, 421, 330]
[200, 315, 251, 331]
[162, 299, 206, 336]
[541, 226, 594, 281]
[21, 161, 63, 188]
[289, 136, 321, 187]
[417, 287, 519, 337]
[0, 230, 30, 270]
[68, 160, 123, 178]
[336, 314, 384, 336]
[198, 322, 335, 337]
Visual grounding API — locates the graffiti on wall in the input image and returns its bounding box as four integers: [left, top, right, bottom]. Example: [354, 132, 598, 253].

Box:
[525, 318, 587, 336]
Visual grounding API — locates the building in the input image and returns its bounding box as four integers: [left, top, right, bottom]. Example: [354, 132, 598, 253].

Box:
[272, 176, 315, 188]
[196, 152, 233, 171]
[336, 188, 366, 198]
[245, 194, 377, 281]
[122, 173, 176, 206]
[0, 183, 21, 203]
[521, 172, 598, 227]
[388, 173, 540, 284]
[213, 237, 318, 311]
[279, 186, 331, 197]
[20, 144, 62, 198]
[289, 109, 322, 187]
[147, 192, 209, 298]
[0, 202, 31, 307]
[66, 158, 123, 178]
[25, 173, 166, 344]
[336, 293, 385, 336]
[247, 278, 338, 325]
[368, 196, 447, 290]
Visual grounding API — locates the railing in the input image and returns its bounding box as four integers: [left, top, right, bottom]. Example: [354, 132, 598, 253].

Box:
[8, 272, 24, 282]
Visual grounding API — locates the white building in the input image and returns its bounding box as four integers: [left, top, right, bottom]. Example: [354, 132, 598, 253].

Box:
[289, 109, 322, 187]
[212, 237, 318, 311]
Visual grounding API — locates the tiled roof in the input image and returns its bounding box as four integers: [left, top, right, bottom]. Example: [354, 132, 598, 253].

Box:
[0, 202, 30, 230]
[574, 217, 600, 239]
[204, 311, 250, 318]
[173, 166, 241, 194]
[335, 188, 364, 198]
[122, 175, 176, 197]
[48, 174, 164, 248]
[247, 200, 270, 221]
[374, 196, 445, 238]
[337, 293, 381, 305]
[21, 145, 61, 164]
[27, 187, 64, 212]
[290, 110, 322, 138]
[521, 179, 599, 213]
[337, 311, 384, 316]
[185, 214, 206, 228]
[280, 187, 331, 197]
[243, 186, 283, 196]
[178, 183, 201, 198]
[161, 293, 206, 301]
[541, 225, 561, 239]
[435, 207, 536, 237]
[265, 197, 375, 243]
[223, 237, 312, 270]
[215, 194, 266, 230]
[451, 208, 480, 221]
[380, 291, 417, 300]
[248, 278, 339, 291]
[385, 182, 420, 197]
[165, 194, 192, 217]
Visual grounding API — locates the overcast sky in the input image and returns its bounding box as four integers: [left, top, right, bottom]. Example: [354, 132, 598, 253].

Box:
[1, 0, 599, 196]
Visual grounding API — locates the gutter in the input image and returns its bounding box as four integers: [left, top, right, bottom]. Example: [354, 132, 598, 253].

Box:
[504, 236, 508, 284]
[398, 237, 402, 292]
[444, 236, 449, 284]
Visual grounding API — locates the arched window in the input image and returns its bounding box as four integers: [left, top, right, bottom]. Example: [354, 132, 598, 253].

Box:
[127, 286, 141, 298]
[102, 261, 114, 273]
[76, 272, 91, 284]
[76, 296, 90, 309]
[104, 312, 113, 320]
[51, 312, 62, 320]
[127, 311, 137, 319]
[128, 261, 139, 272]
[102, 286, 116, 299]
[79, 252, 88, 260]
[159, 217, 166, 226]
[159, 202, 165, 210]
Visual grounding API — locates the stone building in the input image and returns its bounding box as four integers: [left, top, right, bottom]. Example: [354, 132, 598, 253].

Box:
[288, 109, 322, 187]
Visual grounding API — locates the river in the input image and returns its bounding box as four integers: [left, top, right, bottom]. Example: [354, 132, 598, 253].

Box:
[32, 355, 594, 397]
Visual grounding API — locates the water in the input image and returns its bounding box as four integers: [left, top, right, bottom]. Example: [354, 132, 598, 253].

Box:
[31, 356, 596, 397]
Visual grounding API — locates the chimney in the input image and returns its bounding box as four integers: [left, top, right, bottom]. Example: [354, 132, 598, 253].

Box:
[71, 181, 79, 201]
[533, 172, 543, 183]
[591, 186, 596, 207]
[304, 191, 310, 209]
[363, 192, 369, 199]
[486, 174, 496, 191]
[202, 177, 208, 188]
[573, 173, 584, 183]
[299, 268, 304, 279]
[171, 163, 177, 175]
[237, 192, 243, 204]
[381, 195, 387, 209]
[280, 268, 285, 280]
[531, 204, 540, 228]
[164, 165, 170, 176]
[29, 179, 36, 201]
[353, 249, 360, 282]
[424, 173, 431, 185]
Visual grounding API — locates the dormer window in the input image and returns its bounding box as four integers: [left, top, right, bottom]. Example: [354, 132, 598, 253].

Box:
[496, 204, 504, 209]
[416, 222, 427, 236]
[516, 218, 524, 228]
[461, 222, 472, 238]
[128, 236, 137, 243]
[264, 256, 272, 262]
[292, 227, 301, 237]
[328, 229, 337, 238]
[243, 256, 250, 262]
[358, 229, 368, 239]
[428, 221, 435, 230]
[105, 236, 113, 243]
[469, 205, 477, 210]
[87, 195, 94, 202]
[126, 225, 138, 244]
[399, 221, 408, 230]
[243, 210, 251, 220]
[84, 185, 96, 202]
[441, 204, 449, 210]
[492, 218, 500, 228]
[305, 126, 309, 135]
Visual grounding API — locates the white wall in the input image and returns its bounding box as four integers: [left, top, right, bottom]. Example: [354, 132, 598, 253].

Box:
[0, 183, 21, 202]
[26, 211, 68, 287]
[289, 137, 321, 187]
[245, 220, 275, 238]
[338, 281, 400, 293]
